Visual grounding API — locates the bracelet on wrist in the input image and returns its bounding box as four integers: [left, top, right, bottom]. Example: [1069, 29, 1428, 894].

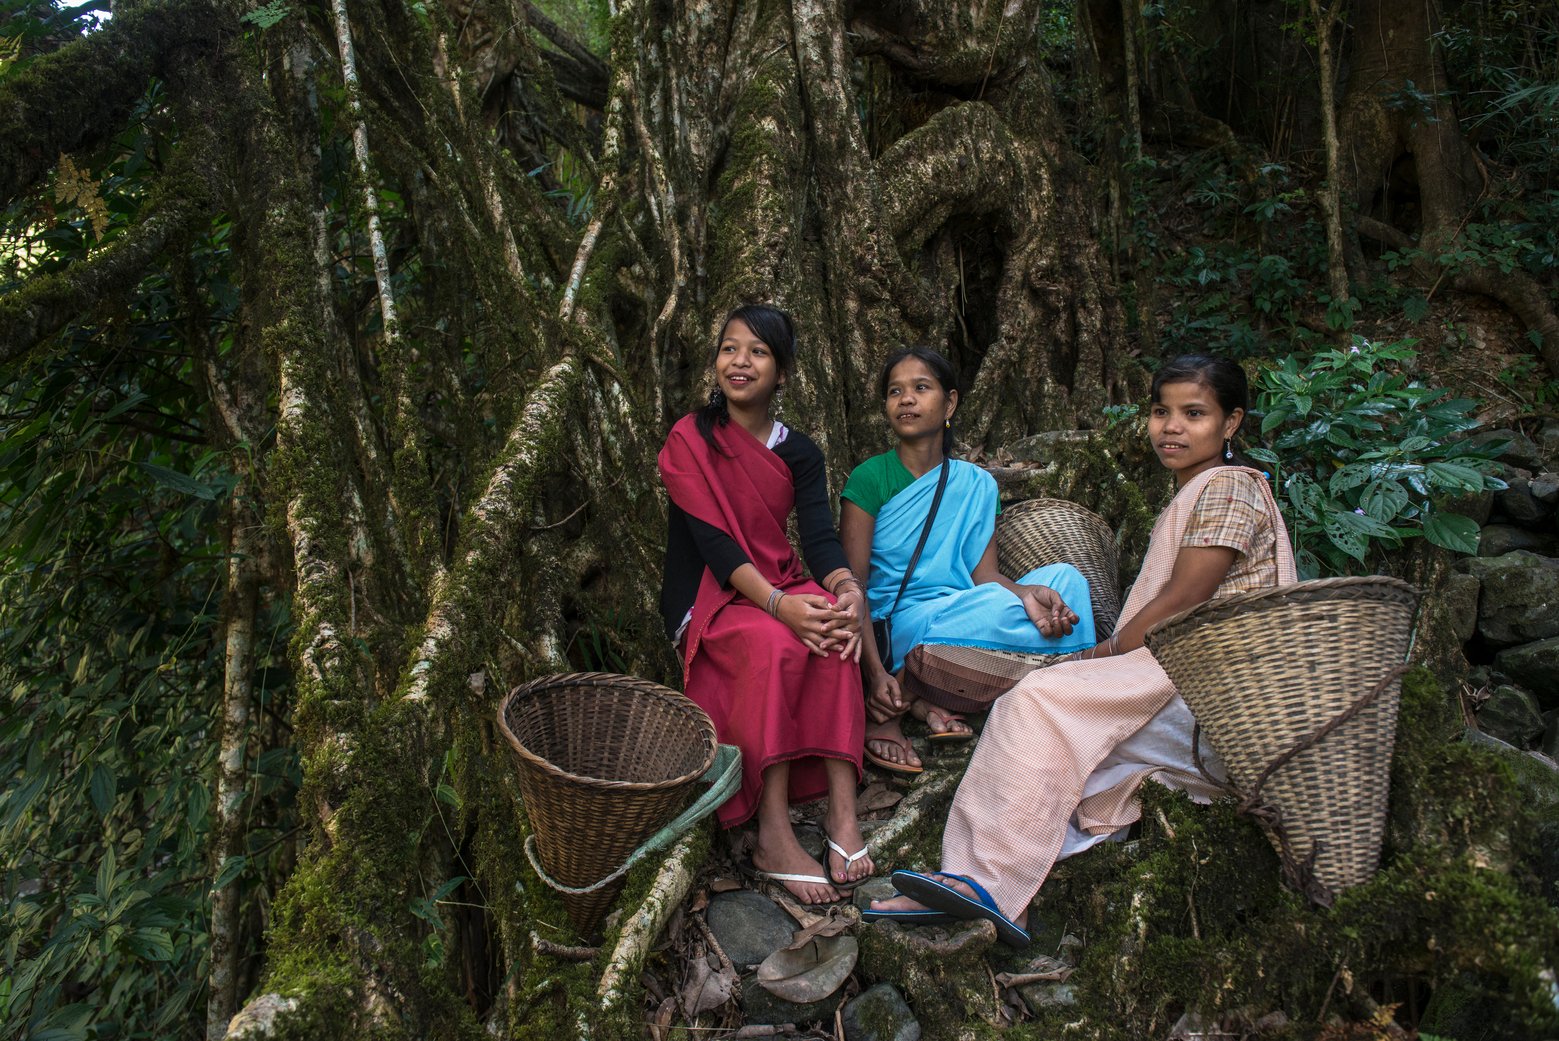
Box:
[766, 588, 785, 617]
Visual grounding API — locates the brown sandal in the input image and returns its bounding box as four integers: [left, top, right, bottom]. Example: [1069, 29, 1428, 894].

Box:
[864, 735, 924, 775]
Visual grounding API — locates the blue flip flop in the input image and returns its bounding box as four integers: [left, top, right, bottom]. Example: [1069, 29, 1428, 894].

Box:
[889, 869, 1031, 948]
[860, 905, 956, 926]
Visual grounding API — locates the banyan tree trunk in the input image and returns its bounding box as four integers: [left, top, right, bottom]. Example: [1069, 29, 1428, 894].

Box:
[0, 0, 1130, 1035]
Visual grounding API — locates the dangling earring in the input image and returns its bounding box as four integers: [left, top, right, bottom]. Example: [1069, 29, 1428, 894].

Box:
[1223, 438, 1234, 461]
[772, 384, 784, 420]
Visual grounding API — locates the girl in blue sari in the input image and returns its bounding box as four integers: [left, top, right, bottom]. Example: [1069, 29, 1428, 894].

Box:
[840, 347, 1096, 773]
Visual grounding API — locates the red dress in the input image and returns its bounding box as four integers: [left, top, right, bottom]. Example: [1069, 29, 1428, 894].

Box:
[658, 415, 864, 827]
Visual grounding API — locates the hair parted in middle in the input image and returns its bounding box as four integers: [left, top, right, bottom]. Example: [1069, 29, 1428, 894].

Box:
[878, 345, 959, 455]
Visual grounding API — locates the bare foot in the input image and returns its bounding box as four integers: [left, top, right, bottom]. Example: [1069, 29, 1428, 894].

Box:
[822, 812, 874, 887]
[868, 891, 933, 914]
[751, 833, 840, 905]
[865, 717, 921, 770]
[909, 701, 974, 739]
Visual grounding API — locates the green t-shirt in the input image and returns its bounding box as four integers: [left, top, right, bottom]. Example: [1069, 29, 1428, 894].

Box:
[840, 451, 916, 518]
[841, 452, 1002, 519]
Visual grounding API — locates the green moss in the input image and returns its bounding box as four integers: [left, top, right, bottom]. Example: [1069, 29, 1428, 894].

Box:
[858, 919, 1004, 1036]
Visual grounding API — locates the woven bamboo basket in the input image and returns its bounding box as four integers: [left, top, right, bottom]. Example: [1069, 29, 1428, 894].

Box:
[1143, 576, 1419, 900]
[497, 672, 718, 935]
[995, 498, 1122, 638]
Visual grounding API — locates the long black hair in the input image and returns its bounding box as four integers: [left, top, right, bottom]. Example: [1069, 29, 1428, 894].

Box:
[878, 345, 958, 456]
[695, 304, 797, 448]
[1150, 353, 1253, 466]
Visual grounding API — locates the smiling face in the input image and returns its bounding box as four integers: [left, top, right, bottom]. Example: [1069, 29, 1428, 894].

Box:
[883, 357, 957, 442]
[1148, 378, 1244, 486]
[715, 317, 783, 412]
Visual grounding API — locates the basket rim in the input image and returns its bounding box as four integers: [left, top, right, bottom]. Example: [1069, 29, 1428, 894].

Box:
[1000, 497, 1116, 530]
[1144, 575, 1419, 651]
[496, 671, 718, 793]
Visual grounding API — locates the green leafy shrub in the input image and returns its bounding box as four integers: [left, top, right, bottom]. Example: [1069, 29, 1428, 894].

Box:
[1246, 337, 1506, 578]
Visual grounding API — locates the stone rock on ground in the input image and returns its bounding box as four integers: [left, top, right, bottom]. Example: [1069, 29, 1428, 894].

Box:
[1539, 420, 1559, 469]
[841, 983, 920, 1041]
[1473, 428, 1544, 471]
[1494, 637, 1559, 707]
[1457, 551, 1559, 646]
[707, 889, 796, 969]
[1544, 710, 1559, 759]
[1476, 685, 1546, 746]
[1476, 524, 1559, 557]
[1529, 473, 1559, 509]
[1494, 475, 1556, 527]
[738, 971, 838, 1025]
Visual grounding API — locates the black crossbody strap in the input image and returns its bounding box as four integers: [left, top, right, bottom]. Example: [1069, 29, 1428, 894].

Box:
[885, 458, 951, 624]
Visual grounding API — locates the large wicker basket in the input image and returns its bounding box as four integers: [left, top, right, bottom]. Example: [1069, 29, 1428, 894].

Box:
[1143, 576, 1419, 901]
[498, 673, 718, 935]
[995, 498, 1122, 638]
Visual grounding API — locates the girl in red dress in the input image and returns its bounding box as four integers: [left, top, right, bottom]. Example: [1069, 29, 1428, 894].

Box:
[658, 305, 873, 904]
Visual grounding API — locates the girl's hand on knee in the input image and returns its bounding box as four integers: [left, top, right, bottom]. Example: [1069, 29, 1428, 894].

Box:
[1021, 585, 1080, 637]
[778, 593, 847, 655]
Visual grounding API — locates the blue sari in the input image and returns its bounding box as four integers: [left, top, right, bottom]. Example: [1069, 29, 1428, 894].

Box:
[866, 460, 1095, 672]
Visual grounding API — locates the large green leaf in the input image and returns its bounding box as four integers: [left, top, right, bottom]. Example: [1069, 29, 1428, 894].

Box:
[1422, 511, 1481, 555]
[1425, 461, 1488, 492]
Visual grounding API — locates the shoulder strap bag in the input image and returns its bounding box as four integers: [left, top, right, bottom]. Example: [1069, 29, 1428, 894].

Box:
[872, 459, 951, 666]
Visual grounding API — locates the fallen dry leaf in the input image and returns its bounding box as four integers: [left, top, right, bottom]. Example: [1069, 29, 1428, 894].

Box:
[786, 906, 855, 947]
[755, 935, 858, 1003]
[648, 996, 675, 1041]
[768, 889, 828, 930]
[708, 878, 743, 893]
[857, 782, 904, 813]
[680, 953, 737, 1016]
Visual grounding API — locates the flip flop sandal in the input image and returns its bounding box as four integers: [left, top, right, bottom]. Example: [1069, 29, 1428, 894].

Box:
[924, 710, 975, 744]
[861, 905, 957, 926]
[737, 859, 840, 905]
[889, 869, 1031, 948]
[822, 835, 871, 889]
[864, 737, 924, 775]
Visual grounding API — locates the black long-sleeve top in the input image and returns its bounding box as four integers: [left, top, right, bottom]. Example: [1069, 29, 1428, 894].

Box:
[659, 429, 849, 640]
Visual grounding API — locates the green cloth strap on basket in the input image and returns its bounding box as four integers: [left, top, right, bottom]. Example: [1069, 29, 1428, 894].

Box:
[524, 743, 741, 897]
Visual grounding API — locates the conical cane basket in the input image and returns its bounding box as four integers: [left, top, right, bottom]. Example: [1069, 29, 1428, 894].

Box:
[498, 673, 718, 935]
[1144, 576, 1419, 900]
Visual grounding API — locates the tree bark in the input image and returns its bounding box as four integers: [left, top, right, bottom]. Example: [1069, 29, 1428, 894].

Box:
[1310, 0, 1351, 320]
[206, 490, 262, 1040]
[1338, 0, 1559, 374]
